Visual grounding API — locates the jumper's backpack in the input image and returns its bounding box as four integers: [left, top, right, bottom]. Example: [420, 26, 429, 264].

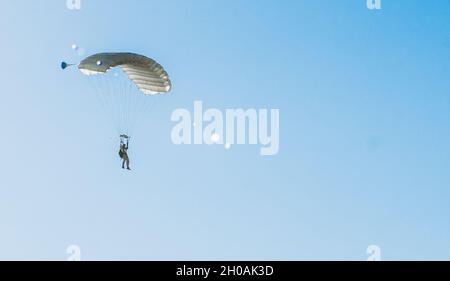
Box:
[119, 149, 124, 159]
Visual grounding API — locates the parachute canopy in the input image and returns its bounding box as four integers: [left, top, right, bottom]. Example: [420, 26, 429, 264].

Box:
[78, 53, 172, 95]
[64, 52, 173, 136]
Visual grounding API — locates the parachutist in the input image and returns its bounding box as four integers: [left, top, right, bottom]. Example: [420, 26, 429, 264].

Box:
[63, 52, 172, 169]
[119, 138, 131, 170]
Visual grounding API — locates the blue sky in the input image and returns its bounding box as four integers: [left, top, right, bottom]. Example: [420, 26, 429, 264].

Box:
[0, 0, 449, 260]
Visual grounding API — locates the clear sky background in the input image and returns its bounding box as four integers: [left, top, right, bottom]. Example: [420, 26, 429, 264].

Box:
[0, 0, 449, 260]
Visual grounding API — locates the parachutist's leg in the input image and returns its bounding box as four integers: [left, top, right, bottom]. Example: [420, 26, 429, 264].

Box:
[122, 159, 125, 169]
[126, 159, 130, 170]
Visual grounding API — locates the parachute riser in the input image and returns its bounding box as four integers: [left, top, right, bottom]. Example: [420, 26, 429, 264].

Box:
[120, 134, 130, 143]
